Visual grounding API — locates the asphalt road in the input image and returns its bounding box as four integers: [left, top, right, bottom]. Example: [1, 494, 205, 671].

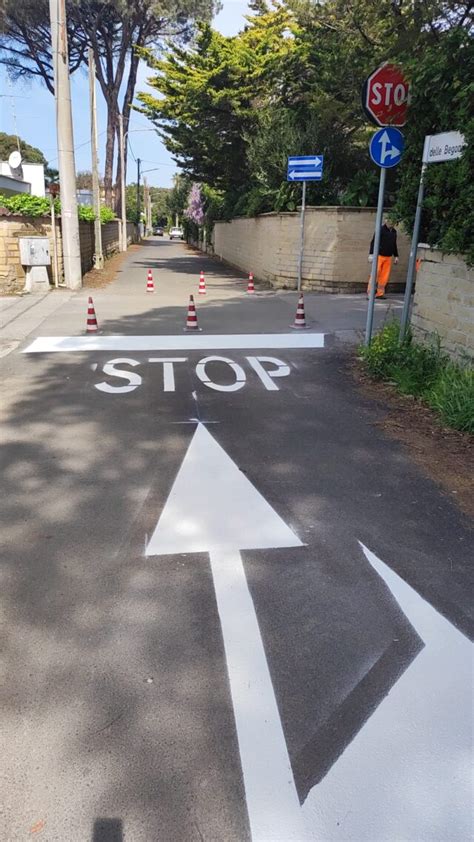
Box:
[1, 240, 472, 842]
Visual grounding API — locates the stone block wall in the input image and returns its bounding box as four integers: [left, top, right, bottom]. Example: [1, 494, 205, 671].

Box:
[0, 216, 63, 293]
[0, 216, 138, 294]
[79, 221, 94, 274]
[411, 248, 473, 361]
[212, 207, 411, 293]
[102, 220, 122, 257]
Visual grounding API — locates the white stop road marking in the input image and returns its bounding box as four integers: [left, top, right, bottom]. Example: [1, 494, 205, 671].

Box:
[94, 356, 292, 394]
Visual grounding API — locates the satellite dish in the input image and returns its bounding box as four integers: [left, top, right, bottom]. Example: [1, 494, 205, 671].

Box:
[8, 150, 22, 170]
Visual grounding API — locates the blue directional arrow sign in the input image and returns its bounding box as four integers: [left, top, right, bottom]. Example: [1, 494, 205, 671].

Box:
[369, 128, 404, 168]
[287, 155, 324, 182]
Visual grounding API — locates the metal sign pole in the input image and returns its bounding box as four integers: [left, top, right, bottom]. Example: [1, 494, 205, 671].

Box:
[297, 180, 306, 292]
[399, 137, 431, 341]
[365, 166, 386, 345]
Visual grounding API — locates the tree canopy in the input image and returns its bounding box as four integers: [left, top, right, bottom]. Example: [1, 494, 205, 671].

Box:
[138, 0, 473, 258]
[0, 0, 218, 208]
[0, 132, 47, 164]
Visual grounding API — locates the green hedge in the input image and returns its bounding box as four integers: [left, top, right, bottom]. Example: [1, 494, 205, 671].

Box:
[359, 322, 473, 434]
[0, 192, 116, 223]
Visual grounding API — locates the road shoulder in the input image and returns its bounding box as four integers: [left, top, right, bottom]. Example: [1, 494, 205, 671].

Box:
[352, 360, 474, 519]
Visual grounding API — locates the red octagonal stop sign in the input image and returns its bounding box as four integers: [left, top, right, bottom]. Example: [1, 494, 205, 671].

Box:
[363, 63, 409, 127]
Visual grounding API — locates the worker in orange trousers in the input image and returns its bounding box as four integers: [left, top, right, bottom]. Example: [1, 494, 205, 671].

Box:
[367, 217, 399, 299]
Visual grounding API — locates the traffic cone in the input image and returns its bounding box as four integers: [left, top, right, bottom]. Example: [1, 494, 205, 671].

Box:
[86, 296, 98, 333]
[184, 295, 200, 331]
[198, 270, 206, 295]
[246, 271, 255, 294]
[146, 268, 154, 293]
[291, 293, 308, 329]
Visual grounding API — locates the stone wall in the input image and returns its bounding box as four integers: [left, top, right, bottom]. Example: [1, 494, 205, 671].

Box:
[212, 207, 411, 293]
[411, 248, 473, 361]
[0, 216, 137, 294]
[0, 216, 62, 294]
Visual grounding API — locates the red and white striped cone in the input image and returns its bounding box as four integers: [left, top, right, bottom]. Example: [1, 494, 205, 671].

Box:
[146, 268, 155, 293]
[184, 294, 200, 331]
[198, 270, 206, 295]
[86, 296, 98, 333]
[246, 271, 255, 294]
[290, 293, 308, 329]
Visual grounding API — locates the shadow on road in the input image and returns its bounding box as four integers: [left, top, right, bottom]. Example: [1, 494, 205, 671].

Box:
[1, 299, 472, 837]
[93, 818, 123, 841]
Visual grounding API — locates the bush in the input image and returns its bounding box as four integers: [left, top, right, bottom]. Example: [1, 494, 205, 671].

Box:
[426, 362, 474, 432]
[0, 193, 116, 224]
[0, 192, 51, 217]
[359, 322, 473, 433]
[100, 206, 116, 223]
[77, 204, 95, 221]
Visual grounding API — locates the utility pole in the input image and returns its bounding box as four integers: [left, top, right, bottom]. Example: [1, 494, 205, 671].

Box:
[143, 176, 149, 236]
[118, 113, 127, 251]
[49, 0, 82, 289]
[136, 158, 141, 238]
[148, 191, 152, 234]
[88, 47, 103, 269]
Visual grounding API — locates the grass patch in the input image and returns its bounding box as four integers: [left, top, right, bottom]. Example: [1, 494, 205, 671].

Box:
[359, 322, 474, 434]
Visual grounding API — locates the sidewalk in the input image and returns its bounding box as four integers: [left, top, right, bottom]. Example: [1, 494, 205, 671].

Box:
[0, 290, 75, 359]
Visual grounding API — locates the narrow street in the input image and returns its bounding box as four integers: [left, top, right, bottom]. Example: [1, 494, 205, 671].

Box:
[1, 239, 472, 842]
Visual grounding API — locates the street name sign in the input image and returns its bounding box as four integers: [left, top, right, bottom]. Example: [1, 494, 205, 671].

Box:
[369, 127, 404, 168]
[287, 155, 324, 182]
[422, 131, 466, 164]
[363, 63, 409, 127]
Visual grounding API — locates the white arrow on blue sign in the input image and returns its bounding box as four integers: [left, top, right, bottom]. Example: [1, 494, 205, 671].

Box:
[287, 155, 324, 182]
[369, 128, 404, 168]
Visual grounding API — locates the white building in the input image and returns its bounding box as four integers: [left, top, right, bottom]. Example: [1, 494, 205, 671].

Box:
[0, 160, 46, 197]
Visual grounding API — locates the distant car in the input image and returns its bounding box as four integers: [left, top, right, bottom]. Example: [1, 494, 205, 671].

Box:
[169, 226, 184, 240]
[153, 226, 164, 236]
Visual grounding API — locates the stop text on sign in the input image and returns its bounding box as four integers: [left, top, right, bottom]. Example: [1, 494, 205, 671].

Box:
[363, 63, 409, 128]
[93, 356, 291, 394]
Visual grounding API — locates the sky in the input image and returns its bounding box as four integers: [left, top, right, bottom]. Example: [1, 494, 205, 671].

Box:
[0, 0, 250, 190]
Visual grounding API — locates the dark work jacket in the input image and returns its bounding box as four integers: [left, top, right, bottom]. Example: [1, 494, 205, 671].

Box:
[370, 225, 398, 258]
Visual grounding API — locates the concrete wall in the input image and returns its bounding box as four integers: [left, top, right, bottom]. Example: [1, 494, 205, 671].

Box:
[0, 216, 137, 294]
[411, 248, 473, 361]
[212, 207, 411, 293]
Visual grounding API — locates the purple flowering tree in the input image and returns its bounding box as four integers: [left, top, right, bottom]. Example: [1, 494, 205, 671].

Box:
[184, 182, 205, 227]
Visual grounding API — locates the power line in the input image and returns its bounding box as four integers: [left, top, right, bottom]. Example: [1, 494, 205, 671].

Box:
[127, 137, 137, 162]
[47, 129, 108, 165]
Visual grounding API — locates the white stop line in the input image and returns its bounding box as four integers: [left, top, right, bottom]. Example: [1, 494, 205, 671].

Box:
[23, 333, 325, 353]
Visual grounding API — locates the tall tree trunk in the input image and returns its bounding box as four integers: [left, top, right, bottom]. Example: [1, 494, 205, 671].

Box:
[114, 50, 140, 216]
[104, 105, 116, 208]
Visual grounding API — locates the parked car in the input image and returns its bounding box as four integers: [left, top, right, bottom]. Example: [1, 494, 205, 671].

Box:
[153, 226, 164, 236]
[169, 226, 184, 240]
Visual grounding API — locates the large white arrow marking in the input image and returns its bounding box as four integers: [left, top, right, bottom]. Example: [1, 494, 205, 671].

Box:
[146, 423, 312, 841]
[302, 543, 473, 841]
[146, 431, 472, 840]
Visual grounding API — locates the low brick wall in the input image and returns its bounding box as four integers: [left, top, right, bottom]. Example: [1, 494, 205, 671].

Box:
[0, 216, 137, 293]
[0, 216, 62, 294]
[411, 248, 473, 361]
[212, 207, 410, 293]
